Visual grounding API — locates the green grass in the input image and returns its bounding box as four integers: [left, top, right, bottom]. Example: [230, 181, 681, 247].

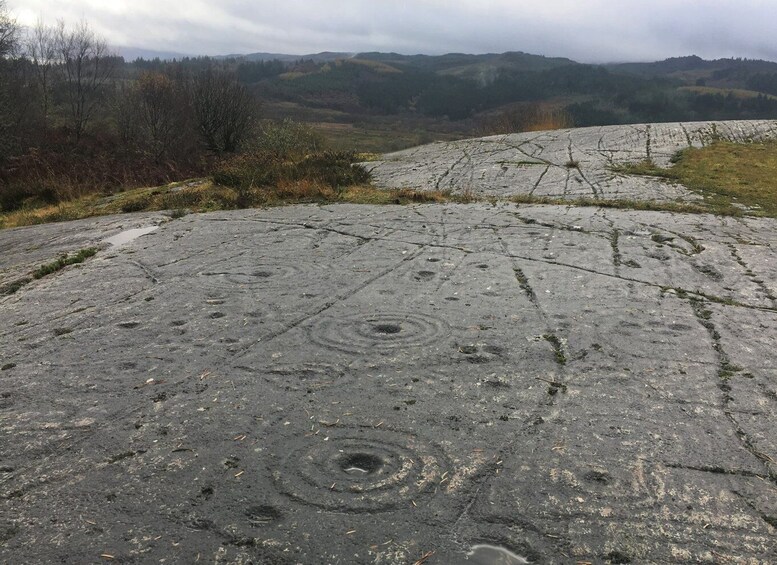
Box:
[612, 140, 777, 217]
[1, 248, 98, 296]
[33, 248, 98, 279]
[543, 333, 567, 366]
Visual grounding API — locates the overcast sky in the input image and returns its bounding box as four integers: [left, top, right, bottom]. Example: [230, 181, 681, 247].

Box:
[10, 0, 777, 63]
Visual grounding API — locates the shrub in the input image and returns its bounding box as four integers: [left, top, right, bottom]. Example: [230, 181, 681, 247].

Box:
[293, 152, 372, 188]
[160, 189, 207, 210]
[251, 119, 322, 159]
[121, 195, 153, 213]
[0, 163, 59, 212]
[192, 70, 256, 153]
[212, 151, 371, 192]
[212, 152, 281, 189]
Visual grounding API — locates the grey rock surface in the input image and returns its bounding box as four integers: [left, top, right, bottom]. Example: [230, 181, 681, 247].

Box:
[2, 198, 776, 564]
[365, 120, 777, 200]
[0, 212, 169, 293]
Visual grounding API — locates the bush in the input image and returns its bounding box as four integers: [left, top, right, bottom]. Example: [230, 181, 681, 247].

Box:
[0, 132, 214, 213]
[293, 152, 372, 187]
[121, 195, 153, 213]
[0, 182, 57, 212]
[212, 151, 371, 192]
[160, 189, 209, 210]
[251, 119, 322, 159]
[212, 152, 282, 189]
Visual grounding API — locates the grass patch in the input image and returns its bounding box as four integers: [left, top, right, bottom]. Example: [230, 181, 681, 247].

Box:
[212, 150, 372, 193]
[510, 194, 728, 216]
[2, 178, 747, 232]
[543, 333, 567, 366]
[1, 248, 98, 296]
[611, 140, 777, 217]
[1, 277, 32, 296]
[0, 142, 485, 231]
[33, 248, 98, 279]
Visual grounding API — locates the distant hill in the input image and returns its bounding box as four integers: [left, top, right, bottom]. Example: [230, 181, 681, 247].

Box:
[123, 49, 777, 136]
[217, 49, 777, 124]
[357, 51, 576, 74]
[117, 46, 192, 61]
[211, 50, 777, 88]
[607, 55, 777, 78]
[219, 51, 354, 63]
[213, 50, 577, 74]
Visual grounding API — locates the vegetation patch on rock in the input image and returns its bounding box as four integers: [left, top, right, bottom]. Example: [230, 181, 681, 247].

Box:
[612, 140, 777, 217]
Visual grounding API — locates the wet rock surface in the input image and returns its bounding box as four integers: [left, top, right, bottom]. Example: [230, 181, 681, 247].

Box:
[2, 124, 777, 564]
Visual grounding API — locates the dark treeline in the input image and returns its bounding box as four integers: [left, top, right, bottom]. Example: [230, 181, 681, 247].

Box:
[746, 74, 777, 97]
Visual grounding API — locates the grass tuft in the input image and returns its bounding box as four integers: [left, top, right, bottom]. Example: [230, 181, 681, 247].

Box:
[1, 248, 98, 296]
[1, 277, 32, 296]
[33, 248, 98, 280]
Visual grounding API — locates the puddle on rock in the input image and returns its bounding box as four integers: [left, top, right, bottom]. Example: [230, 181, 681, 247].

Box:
[339, 453, 383, 476]
[103, 226, 159, 247]
[462, 545, 530, 565]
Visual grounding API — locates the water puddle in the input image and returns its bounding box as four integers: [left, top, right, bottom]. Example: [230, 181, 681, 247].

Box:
[343, 466, 370, 475]
[339, 453, 382, 476]
[463, 545, 530, 564]
[103, 226, 159, 247]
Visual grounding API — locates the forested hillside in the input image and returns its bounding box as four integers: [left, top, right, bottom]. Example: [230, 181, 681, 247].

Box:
[237, 51, 777, 126]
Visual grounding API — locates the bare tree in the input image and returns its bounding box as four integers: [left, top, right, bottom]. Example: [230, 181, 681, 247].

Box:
[55, 19, 116, 143]
[0, 0, 20, 169]
[113, 82, 142, 149]
[192, 70, 256, 153]
[0, 0, 18, 58]
[25, 19, 57, 130]
[136, 72, 188, 161]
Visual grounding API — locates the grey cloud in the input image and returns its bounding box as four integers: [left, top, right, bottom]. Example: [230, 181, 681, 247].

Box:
[9, 0, 777, 62]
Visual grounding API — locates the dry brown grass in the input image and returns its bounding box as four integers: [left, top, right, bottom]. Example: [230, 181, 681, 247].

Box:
[0, 179, 475, 230]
